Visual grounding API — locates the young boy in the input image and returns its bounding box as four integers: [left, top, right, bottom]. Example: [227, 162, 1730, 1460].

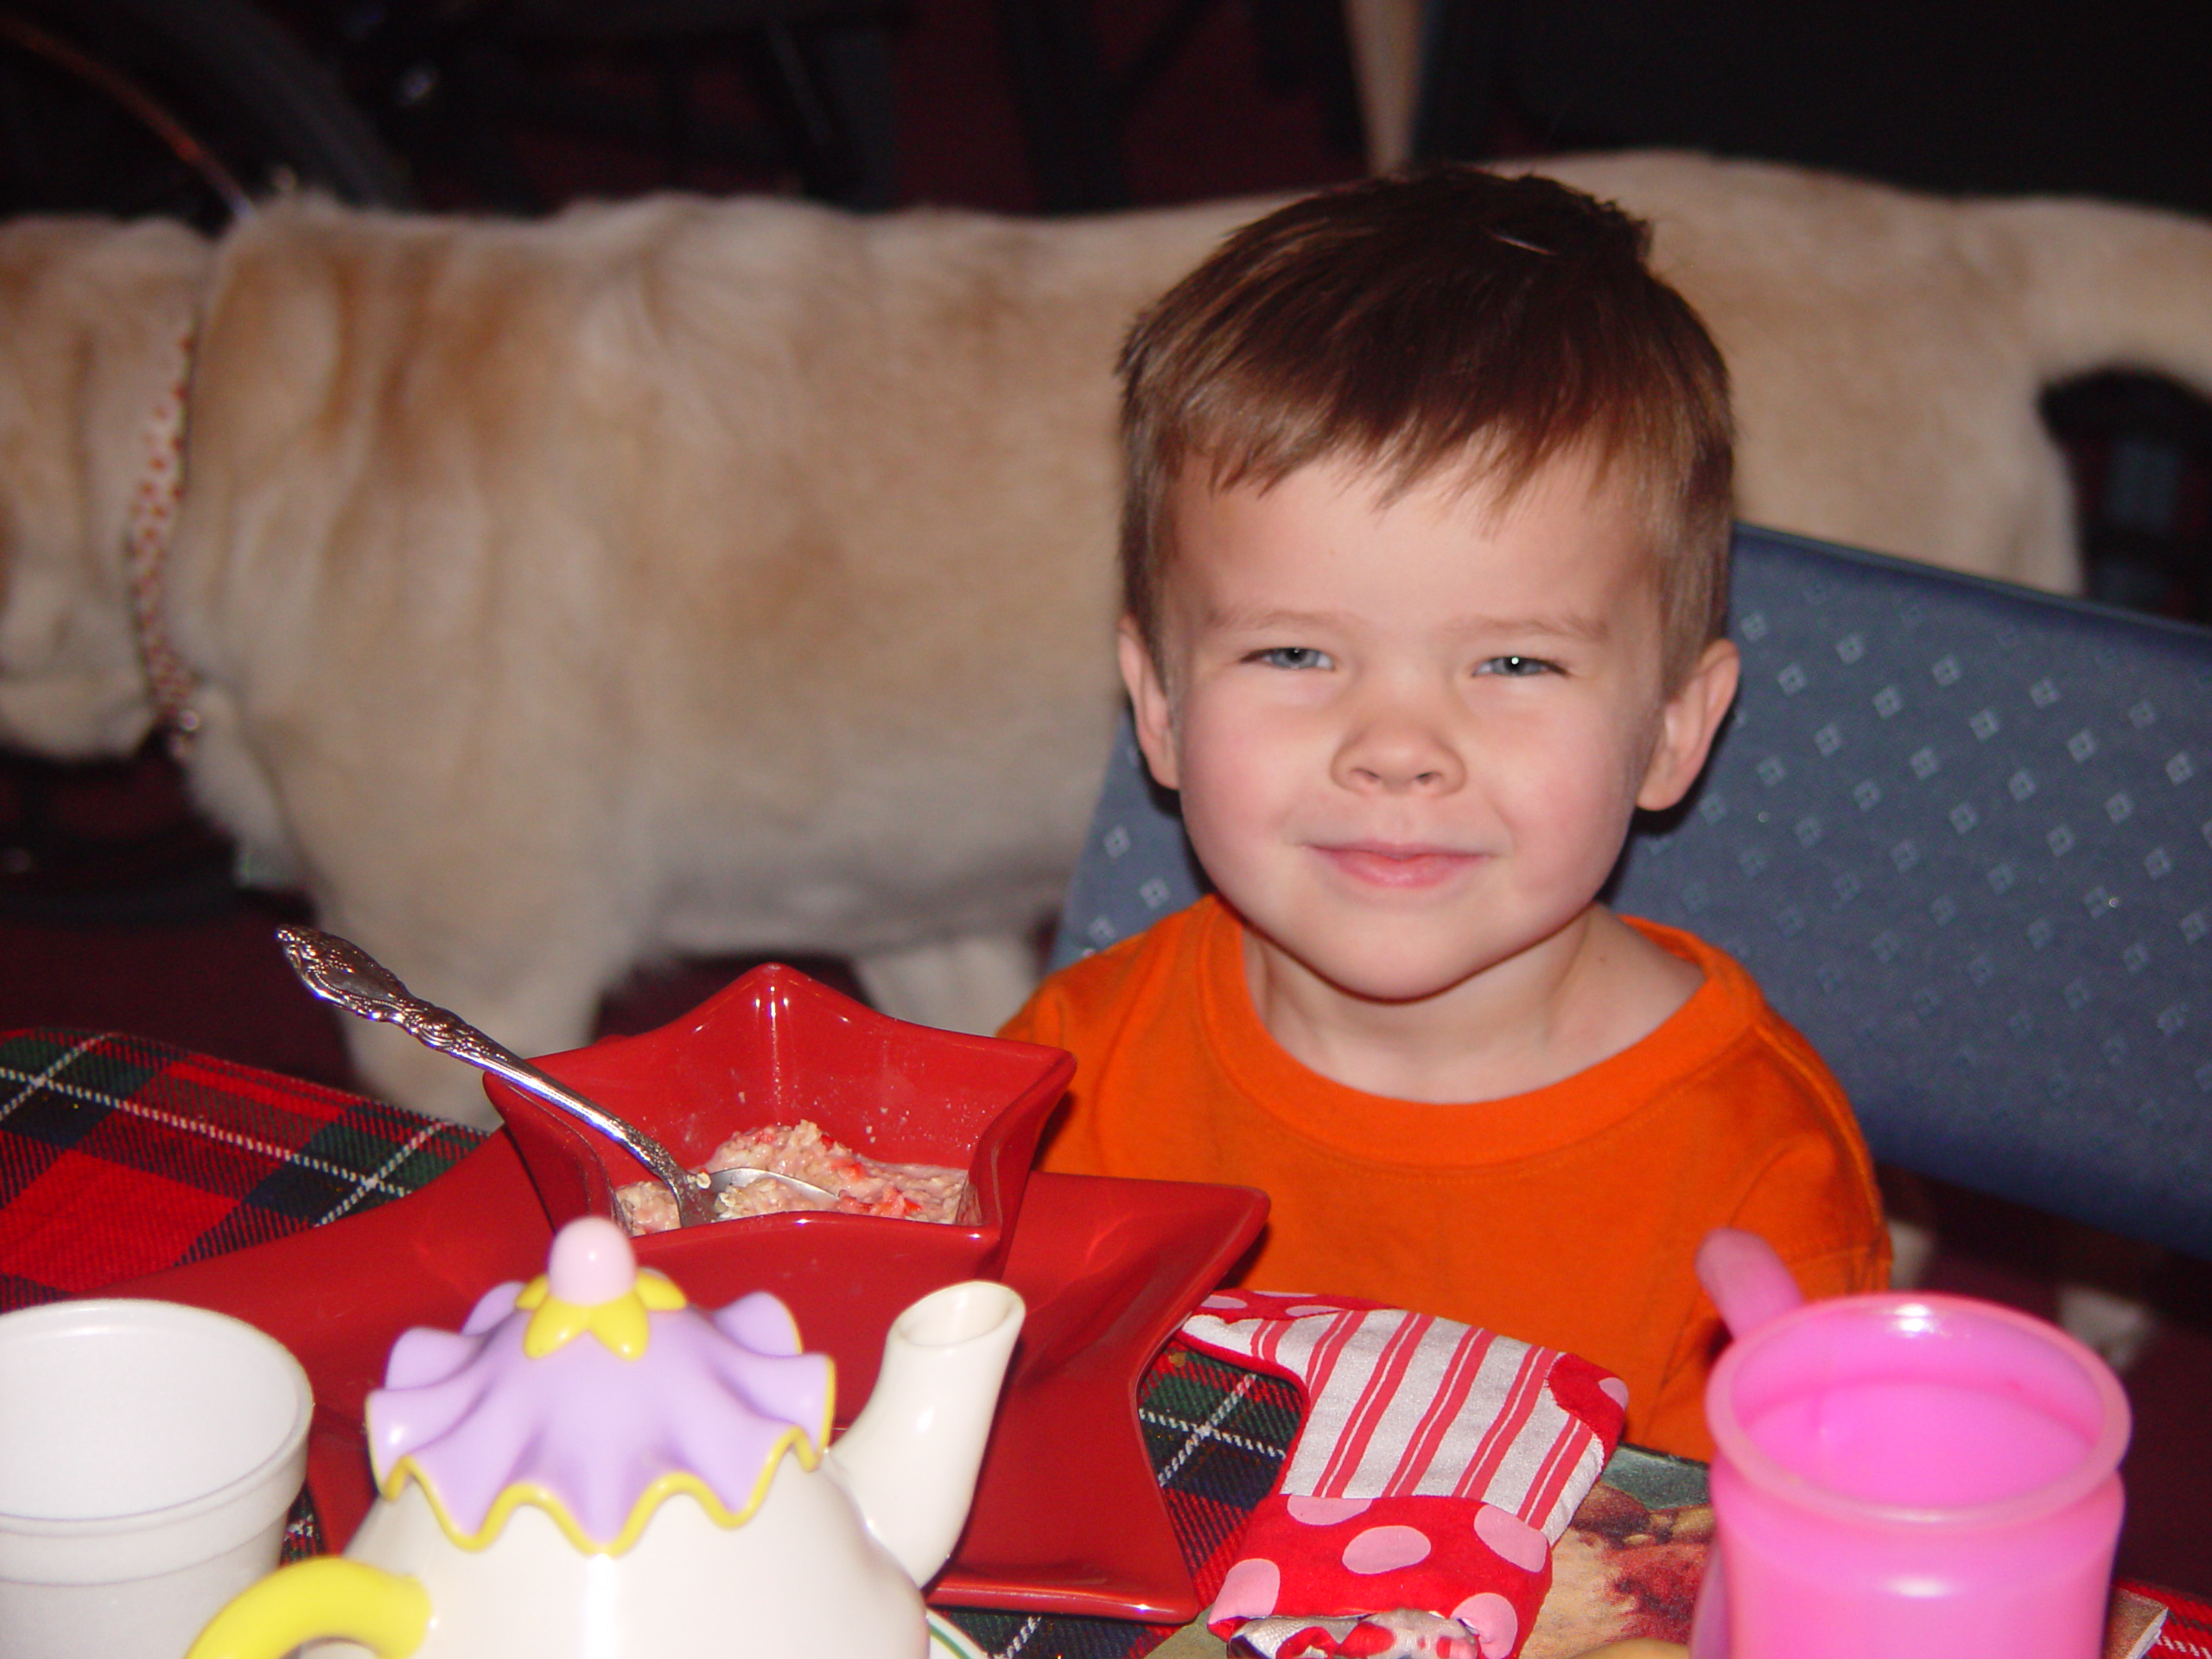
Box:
[1000, 168, 1890, 1459]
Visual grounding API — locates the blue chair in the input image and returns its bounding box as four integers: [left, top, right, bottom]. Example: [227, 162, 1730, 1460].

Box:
[1051, 524, 2212, 1261]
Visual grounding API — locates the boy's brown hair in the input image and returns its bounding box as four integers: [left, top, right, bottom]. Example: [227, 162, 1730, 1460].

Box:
[1119, 167, 1734, 690]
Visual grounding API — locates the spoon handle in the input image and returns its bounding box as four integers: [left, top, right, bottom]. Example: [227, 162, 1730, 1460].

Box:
[276, 925, 713, 1224]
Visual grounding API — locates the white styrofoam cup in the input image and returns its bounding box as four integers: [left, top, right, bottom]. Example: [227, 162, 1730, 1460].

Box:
[0, 1299, 312, 1659]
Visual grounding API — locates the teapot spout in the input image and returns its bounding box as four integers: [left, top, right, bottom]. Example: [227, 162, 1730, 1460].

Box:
[829, 1280, 1025, 1586]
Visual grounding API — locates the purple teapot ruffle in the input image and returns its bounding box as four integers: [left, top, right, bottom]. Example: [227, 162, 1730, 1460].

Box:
[365, 1217, 834, 1553]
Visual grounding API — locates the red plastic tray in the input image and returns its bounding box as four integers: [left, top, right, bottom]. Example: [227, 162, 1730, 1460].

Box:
[109, 1131, 1264, 1622]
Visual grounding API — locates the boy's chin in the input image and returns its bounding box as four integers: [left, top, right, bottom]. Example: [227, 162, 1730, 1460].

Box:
[1322, 963, 1495, 1007]
[1255, 931, 1504, 1008]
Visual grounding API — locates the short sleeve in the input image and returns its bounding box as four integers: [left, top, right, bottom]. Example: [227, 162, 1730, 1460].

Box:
[1642, 1137, 1891, 1459]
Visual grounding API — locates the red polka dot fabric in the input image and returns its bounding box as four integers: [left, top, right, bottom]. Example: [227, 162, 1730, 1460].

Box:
[1180, 1289, 1625, 1659]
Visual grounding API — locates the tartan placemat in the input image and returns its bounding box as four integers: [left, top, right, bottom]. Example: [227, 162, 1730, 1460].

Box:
[0, 1029, 483, 1310]
[2133, 1581, 2212, 1659]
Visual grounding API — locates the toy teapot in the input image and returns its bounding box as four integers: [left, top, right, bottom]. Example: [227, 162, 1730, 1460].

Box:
[186, 1217, 1024, 1658]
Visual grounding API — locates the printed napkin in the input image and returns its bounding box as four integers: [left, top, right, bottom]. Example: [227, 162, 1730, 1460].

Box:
[1179, 1289, 1626, 1659]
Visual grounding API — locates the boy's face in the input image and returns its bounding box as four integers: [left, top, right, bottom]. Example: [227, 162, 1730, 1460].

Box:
[1121, 453, 1738, 1010]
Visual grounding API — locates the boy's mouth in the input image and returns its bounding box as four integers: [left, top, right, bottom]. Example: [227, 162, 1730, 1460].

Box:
[1313, 842, 1482, 888]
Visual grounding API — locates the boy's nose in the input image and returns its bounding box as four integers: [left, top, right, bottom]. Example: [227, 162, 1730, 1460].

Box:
[1333, 712, 1466, 795]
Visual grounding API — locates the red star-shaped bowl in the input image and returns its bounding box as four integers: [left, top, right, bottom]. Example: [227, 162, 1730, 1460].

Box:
[484, 962, 1072, 1409]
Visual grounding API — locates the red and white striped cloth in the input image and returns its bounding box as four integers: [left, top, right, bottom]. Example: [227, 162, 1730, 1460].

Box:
[1182, 1288, 1626, 1659]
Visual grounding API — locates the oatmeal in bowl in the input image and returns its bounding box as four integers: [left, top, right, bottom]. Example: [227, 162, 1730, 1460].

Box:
[617, 1118, 970, 1231]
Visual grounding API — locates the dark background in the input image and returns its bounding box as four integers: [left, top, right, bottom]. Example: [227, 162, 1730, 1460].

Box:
[1, 0, 2209, 1596]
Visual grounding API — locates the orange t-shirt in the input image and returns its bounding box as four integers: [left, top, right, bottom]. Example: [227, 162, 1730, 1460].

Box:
[1001, 895, 1890, 1459]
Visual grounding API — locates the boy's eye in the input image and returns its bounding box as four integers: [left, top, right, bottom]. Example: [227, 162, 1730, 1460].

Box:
[1476, 654, 1559, 677]
[1249, 646, 1334, 671]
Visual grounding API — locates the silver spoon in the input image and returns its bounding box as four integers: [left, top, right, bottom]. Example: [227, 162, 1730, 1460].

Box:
[275, 925, 836, 1226]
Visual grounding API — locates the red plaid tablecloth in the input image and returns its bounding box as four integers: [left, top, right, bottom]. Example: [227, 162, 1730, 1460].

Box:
[0, 1027, 2199, 1659]
[0, 1030, 482, 1306]
[2149, 1589, 2212, 1659]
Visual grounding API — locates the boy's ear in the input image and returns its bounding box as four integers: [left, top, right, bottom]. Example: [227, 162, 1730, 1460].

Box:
[1637, 638, 1740, 811]
[1117, 617, 1180, 791]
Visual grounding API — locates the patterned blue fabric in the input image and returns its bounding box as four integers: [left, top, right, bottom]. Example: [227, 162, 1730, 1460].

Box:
[1048, 525, 2212, 1260]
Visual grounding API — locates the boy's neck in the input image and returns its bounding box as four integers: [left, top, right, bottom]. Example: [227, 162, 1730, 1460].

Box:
[1239, 905, 1704, 1104]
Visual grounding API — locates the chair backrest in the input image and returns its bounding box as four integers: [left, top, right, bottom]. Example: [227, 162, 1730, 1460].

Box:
[1051, 524, 2212, 1260]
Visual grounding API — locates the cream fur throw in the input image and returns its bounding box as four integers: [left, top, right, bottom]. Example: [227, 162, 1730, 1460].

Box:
[3, 152, 2208, 1123]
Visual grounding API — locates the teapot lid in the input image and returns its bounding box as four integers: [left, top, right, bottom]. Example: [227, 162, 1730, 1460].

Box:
[365, 1217, 834, 1554]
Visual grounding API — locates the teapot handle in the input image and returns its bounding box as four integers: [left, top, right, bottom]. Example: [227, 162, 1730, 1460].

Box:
[185, 1556, 432, 1659]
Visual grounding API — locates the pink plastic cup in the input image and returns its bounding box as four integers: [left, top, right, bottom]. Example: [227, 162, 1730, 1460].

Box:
[1700, 1287, 2130, 1659]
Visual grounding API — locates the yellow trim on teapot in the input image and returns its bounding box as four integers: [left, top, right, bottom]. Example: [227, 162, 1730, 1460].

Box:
[376, 1345, 837, 1557]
